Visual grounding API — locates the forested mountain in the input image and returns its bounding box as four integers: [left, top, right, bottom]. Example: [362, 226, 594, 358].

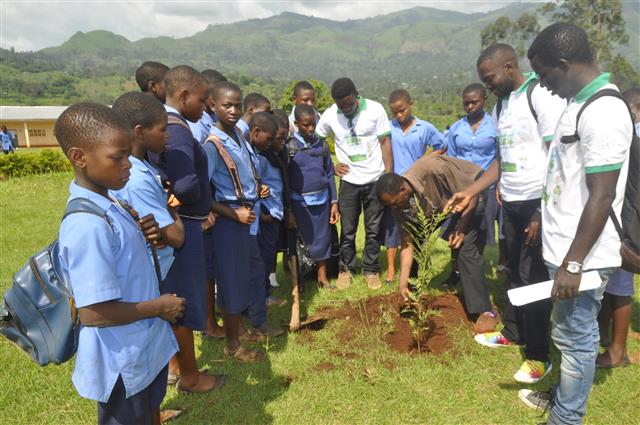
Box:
[1, 2, 638, 110]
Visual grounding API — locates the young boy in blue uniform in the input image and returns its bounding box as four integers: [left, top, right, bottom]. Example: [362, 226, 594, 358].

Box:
[1, 125, 14, 154]
[135, 61, 170, 103]
[55, 102, 185, 424]
[111, 92, 185, 283]
[383, 89, 445, 284]
[157, 66, 225, 393]
[289, 104, 340, 288]
[237, 92, 271, 139]
[204, 82, 269, 362]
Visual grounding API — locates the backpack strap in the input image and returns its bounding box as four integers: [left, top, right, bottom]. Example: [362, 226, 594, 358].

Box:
[114, 198, 163, 286]
[167, 114, 191, 131]
[63, 198, 112, 228]
[561, 89, 634, 145]
[204, 134, 247, 202]
[526, 79, 539, 124]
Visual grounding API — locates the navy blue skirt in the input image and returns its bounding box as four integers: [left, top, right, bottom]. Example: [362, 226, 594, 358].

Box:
[291, 199, 331, 262]
[202, 229, 216, 280]
[381, 207, 401, 248]
[161, 218, 206, 331]
[213, 216, 251, 314]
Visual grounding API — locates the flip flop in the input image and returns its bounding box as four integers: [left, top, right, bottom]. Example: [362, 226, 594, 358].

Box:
[224, 344, 265, 363]
[596, 351, 630, 369]
[176, 374, 228, 394]
[160, 409, 184, 423]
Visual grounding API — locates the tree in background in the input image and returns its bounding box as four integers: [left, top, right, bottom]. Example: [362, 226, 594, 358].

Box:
[480, 0, 639, 89]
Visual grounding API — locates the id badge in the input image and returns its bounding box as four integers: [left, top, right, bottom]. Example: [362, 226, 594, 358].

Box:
[344, 135, 368, 162]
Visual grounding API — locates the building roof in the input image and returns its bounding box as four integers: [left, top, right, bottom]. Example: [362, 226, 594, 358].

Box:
[1, 106, 68, 121]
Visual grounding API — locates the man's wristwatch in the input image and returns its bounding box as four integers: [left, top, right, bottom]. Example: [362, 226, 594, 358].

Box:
[563, 260, 583, 275]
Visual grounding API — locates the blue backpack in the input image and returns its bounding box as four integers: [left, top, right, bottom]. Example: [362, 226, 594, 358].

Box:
[0, 198, 111, 366]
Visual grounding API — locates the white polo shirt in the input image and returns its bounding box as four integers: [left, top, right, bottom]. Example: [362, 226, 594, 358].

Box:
[492, 73, 566, 202]
[316, 97, 391, 185]
[541, 73, 633, 269]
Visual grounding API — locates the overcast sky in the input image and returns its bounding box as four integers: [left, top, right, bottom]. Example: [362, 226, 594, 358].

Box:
[0, 1, 524, 51]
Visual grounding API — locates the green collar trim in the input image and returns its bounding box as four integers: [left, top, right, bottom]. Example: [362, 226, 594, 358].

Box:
[575, 73, 611, 103]
[515, 72, 537, 94]
[338, 96, 367, 117]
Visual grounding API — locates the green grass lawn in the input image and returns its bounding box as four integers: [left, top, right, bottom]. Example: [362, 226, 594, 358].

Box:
[1, 172, 639, 424]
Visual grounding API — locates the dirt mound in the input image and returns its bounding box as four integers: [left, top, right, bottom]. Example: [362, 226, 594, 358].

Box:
[303, 292, 471, 355]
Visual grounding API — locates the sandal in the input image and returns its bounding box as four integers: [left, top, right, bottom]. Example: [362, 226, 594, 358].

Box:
[596, 351, 630, 369]
[384, 279, 394, 286]
[160, 409, 184, 423]
[176, 374, 227, 394]
[223, 344, 265, 363]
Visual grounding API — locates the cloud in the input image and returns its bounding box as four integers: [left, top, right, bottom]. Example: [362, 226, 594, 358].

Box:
[0, 0, 507, 51]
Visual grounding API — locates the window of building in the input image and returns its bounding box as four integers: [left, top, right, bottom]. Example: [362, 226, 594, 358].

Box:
[28, 129, 46, 137]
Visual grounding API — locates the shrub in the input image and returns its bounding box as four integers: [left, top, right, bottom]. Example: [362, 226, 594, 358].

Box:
[0, 149, 71, 178]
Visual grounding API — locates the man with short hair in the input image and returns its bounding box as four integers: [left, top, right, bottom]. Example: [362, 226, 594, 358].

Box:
[518, 23, 633, 424]
[316, 77, 393, 289]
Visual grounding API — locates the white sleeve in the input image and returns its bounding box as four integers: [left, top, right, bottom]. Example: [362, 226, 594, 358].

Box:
[579, 97, 633, 173]
[315, 107, 333, 139]
[533, 85, 566, 142]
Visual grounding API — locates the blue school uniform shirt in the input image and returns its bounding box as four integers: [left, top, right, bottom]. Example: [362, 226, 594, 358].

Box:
[258, 154, 284, 220]
[1, 131, 13, 151]
[390, 117, 445, 176]
[188, 110, 217, 144]
[446, 112, 497, 171]
[58, 182, 178, 403]
[203, 125, 261, 235]
[113, 156, 175, 280]
[289, 132, 337, 206]
[236, 118, 249, 140]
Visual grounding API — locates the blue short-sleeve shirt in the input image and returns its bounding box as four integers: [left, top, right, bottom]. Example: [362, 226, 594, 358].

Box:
[188, 111, 217, 144]
[390, 118, 445, 176]
[236, 119, 249, 140]
[446, 112, 498, 171]
[113, 156, 175, 280]
[258, 154, 284, 220]
[203, 126, 261, 235]
[1, 131, 13, 151]
[58, 182, 178, 403]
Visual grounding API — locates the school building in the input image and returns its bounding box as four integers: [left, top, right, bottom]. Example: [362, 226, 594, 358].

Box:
[0, 106, 67, 148]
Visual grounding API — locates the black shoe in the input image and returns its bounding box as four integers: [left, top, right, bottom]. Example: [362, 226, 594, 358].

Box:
[518, 389, 553, 412]
[441, 271, 460, 289]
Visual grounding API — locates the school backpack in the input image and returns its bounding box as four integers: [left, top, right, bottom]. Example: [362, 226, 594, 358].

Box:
[0, 198, 111, 366]
[562, 88, 640, 273]
[495, 79, 539, 122]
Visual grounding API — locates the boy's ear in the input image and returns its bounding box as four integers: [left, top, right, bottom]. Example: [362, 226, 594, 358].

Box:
[67, 146, 87, 168]
[178, 88, 190, 105]
[133, 124, 145, 140]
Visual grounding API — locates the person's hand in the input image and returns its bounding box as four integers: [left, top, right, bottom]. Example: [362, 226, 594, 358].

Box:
[156, 294, 186, 323]
[138, 213, 166, 248]
[335, 163, 350, 177]
[551, 267, 582, 301]
[399, 283, 411, 302]
[260, 212, 273, 223]
[444, 191, 472, 214]
[448, 230, 465, 249]
[495, 185, 502, 207]
[329, 203, 340, 224]
[234, 206, 256, 224]
[259, 184, 270, 199]
[524, 210, 541, 247]
[285, 211, 297, 229]
[167, 193, 182, 208]
[202, 211, 216, 231]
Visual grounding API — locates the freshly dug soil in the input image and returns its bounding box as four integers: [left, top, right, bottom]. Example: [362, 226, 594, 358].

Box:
[304, 292, 471, 355]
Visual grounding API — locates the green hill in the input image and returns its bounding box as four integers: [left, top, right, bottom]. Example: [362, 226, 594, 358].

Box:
[0, 2, 638, 106]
